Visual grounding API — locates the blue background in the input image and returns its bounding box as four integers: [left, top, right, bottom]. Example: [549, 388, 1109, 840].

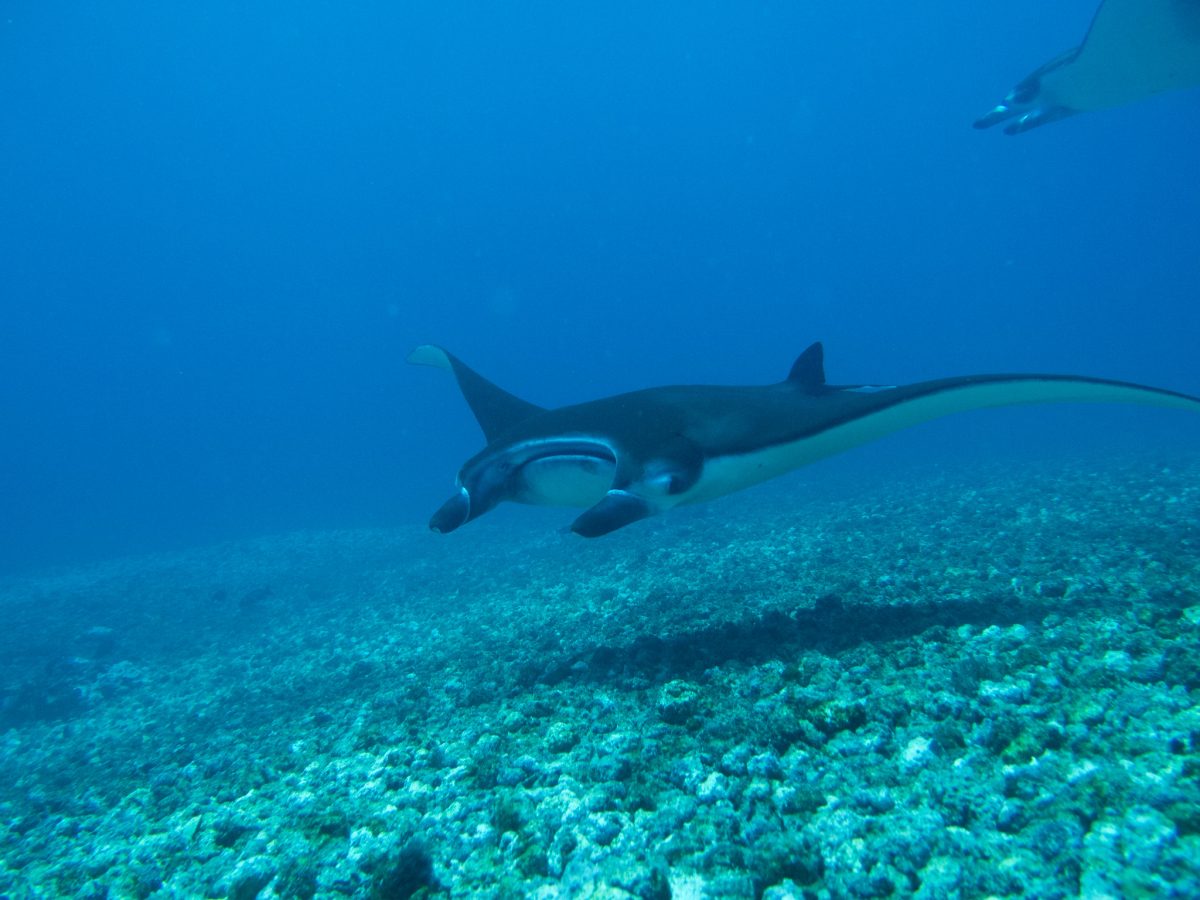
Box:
[2, 1, 1198, 572]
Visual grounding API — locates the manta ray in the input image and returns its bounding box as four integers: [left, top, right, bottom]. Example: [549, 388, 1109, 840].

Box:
[409, 343, 1200, 537]
[976, 0, 1200, 134]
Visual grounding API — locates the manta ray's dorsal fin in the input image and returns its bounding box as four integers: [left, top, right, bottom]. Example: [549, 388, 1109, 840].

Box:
[408, 345, 546, 442]
[785, 342, 827, 391]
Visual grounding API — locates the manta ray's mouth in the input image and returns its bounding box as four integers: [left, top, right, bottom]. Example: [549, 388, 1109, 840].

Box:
[512, 439, 618, 503]
[517, 439, 617, 466]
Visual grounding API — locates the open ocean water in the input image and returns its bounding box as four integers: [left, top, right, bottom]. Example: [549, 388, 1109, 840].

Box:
[2, 1, 1199, 897]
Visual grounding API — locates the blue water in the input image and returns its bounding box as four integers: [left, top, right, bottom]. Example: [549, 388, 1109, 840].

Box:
[2, 0, 1198, 573]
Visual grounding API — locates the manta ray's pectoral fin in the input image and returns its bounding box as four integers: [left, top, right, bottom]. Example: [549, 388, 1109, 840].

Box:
[976, 0, 1200, 135]
[408, 345, 546, 442]
[570, 491, 655, 538]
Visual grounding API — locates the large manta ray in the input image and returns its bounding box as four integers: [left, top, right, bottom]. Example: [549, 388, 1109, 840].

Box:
[409, 343, 1200, 537]
[976, 0, 1200, 134]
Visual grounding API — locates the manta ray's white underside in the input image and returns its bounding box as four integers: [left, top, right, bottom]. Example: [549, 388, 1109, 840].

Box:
[1058, 0, 1200, 111]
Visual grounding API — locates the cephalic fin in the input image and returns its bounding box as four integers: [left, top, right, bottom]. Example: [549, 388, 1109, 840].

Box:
[570, 491, 653, 538]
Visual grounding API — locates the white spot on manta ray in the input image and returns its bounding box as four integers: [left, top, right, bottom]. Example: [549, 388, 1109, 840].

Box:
[846, 385, 896, 394]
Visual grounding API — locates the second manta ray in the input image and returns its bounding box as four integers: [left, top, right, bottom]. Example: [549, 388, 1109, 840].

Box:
[410, 343, 1200, 537]
[976, 0, 1200, 134]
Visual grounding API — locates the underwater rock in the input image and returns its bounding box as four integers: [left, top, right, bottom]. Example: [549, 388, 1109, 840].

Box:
[222, 855, 277, 900]
[655, 680, 701, 725]
[369, 839, 439, 899]
[545, 721, 578, 753]
[746, 751, 784, 781]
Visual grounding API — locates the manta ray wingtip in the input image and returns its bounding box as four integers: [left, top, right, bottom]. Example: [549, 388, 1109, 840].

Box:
[407, 345, 453, 369]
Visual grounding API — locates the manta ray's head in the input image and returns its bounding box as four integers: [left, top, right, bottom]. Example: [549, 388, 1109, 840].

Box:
[428, 437, 618, 533]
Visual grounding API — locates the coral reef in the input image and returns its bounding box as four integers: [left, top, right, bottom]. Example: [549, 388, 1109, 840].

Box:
[1, 450, 1198, 897]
